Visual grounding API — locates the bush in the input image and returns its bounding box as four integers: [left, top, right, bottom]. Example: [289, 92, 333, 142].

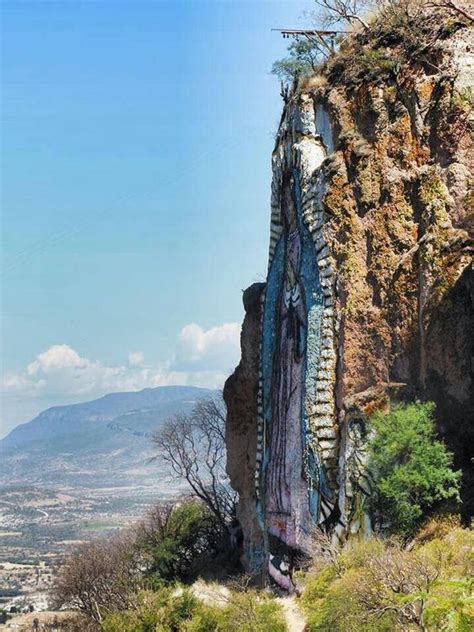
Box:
[302, 528, 474, 632]
[101, 588, 200, 632]
[357, 48, 398, 75]
[302, 540, 396, 632]
[53, 499, 223, 625]
[217, 590, 287, 632]
[415, 513, 462, 544]
[52, 532, 139, 622]
[101, 586, 288, 632]
[47, 615, 99, 631]
[368, 402, 460, 536]
[134, 499, 222, 583]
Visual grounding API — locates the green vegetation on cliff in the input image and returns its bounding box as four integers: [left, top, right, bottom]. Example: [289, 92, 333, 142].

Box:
[273, 0, 471, 86]
[301, 525, 473, 632]
[369, 402, 461, 536]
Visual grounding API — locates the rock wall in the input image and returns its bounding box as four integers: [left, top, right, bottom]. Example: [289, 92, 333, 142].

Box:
[224, 10, 473, 579]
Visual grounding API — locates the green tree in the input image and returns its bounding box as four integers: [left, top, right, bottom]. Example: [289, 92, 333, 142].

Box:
[368, 402, 460, 536]
[134, 500, 221, 582]
[272, 38, 326, 83]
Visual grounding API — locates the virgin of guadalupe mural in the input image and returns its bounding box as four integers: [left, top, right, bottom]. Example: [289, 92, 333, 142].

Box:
[265, 175, 309, 550]
[258, 169, 334, 560]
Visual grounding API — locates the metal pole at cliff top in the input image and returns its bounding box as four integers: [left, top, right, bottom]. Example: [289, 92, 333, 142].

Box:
[272, 28, 345, 37]
[271, 28, 346, 51]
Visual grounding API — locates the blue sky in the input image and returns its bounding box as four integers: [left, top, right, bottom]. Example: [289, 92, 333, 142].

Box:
[1, 0, 314, 436]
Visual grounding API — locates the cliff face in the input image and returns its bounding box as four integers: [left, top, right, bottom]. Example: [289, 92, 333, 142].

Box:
[225, 10, 473, 578]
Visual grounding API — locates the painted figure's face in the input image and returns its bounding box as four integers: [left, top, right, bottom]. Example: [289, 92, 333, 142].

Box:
[282, 175, 297, 233]
[285, 260, 297, 289]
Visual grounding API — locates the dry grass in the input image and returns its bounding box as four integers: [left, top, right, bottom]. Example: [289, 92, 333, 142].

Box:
[300, 74, 328, 91]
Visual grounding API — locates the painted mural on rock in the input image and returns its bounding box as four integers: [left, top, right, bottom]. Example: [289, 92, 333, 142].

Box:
[254, 98, 342, 572]
[225, 94, 374, 586]
[257, 169, 333, 553]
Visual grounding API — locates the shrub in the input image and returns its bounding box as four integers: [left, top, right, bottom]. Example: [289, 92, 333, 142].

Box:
[302, 528, 474, 632]
[53, 498, 222, 625]
[415, 513, 462, 544]
[302, 540, 397, 631]
[414, 529, 474, 631]
[357, 48, 398, 74]
[181, 604, 221, 631]
[52, 532, 139, 622]
[368, 401, 461, 536]
[44, 616, 99, 631]
[134, 499, 222, 582]
[100, 586, 288, 632]
[217, 590, 287, 632]
[101, 588, 201, 632]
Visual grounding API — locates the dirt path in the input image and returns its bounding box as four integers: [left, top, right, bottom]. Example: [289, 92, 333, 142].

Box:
[190, 579, 230, 607]
[275, 596, 306, 632]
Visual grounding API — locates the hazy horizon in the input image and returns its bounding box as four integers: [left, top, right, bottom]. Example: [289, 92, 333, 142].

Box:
[1, 0, 315, 436]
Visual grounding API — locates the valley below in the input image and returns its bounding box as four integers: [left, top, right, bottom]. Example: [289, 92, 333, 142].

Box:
[0, 477, 180, 618]
[0, 386, 212, 623]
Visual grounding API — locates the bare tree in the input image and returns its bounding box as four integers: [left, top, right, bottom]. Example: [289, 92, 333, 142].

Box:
[355, 542, 445, 630]
[310, 527, 345, 576]
[314, 0, 372, 29]
[153, 396, 237, 532]
[428, 1, 474, 22]
[314, 0, 474, 30]
[373, 0, 473, 23]
[52, 534, 139, 623]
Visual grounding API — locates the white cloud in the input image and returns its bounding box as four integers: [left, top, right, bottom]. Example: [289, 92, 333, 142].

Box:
[173, 322, 241, 372]
[1, 323, 241, 410]
[27, 344, 87, 375]
[128, 351, 144, 367]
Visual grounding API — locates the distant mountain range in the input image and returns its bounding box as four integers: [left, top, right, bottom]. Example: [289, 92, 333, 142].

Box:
[0, 386, 217, 490]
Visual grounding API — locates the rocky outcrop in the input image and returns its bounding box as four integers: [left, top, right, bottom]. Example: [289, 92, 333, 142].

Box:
[225, 9, 473, 578]
[224, 283, 266, 573]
